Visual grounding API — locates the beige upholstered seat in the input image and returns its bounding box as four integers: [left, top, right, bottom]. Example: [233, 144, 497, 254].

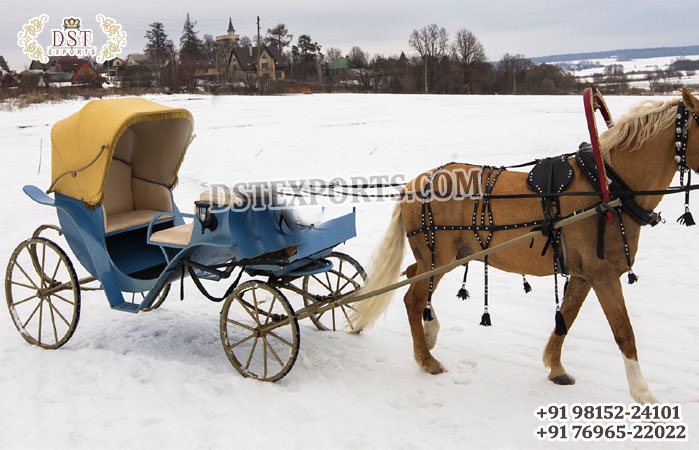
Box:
[150, 223, 194, 246]
[102, 129, 174, 234]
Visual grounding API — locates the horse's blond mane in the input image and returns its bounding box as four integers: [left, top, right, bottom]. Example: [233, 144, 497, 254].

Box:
[599, 98, 680, 156]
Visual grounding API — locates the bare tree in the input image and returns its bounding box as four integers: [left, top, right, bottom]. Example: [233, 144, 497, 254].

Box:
[409, 24, 449, 93]
[452, 28, 487, 93]
[347, 46, 370, 90]
[325, 47, 343, 61]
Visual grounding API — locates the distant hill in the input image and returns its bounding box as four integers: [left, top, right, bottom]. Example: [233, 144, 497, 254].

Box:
[531, 45, 699, 64]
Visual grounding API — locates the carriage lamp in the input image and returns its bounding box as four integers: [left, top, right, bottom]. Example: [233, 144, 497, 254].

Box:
[194, 200, 218, 234]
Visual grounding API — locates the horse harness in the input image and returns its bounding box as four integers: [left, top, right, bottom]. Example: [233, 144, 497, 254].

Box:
[406, 100, 699, 336]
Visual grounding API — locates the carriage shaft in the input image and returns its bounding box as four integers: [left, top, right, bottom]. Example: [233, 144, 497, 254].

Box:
[261, 199, 620, 333]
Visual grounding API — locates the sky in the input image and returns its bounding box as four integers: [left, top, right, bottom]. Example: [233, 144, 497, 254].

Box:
[2, 0, 697, 70]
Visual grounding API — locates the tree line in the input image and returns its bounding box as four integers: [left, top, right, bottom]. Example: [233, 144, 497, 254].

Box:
[137, 16, 586, 95]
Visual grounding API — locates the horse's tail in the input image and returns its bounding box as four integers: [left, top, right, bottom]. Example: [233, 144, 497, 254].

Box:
[350, 202, 406, 333]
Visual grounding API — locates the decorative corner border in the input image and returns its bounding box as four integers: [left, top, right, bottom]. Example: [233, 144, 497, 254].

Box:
[17, 14, 49, 63]
[95, 14, 127, 63]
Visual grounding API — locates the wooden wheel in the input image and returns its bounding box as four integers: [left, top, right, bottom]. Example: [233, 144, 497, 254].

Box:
[220, 280, 300, 382]
[126, 284, 171, 311]
[5, 237, 80, 349]
[302, 252, 367, 332]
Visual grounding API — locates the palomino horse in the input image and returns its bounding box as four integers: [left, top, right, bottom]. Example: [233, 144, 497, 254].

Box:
[352, 88, 699, 403]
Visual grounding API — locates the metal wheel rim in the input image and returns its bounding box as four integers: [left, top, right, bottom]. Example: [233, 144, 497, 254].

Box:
[5, 237, 80, 349]
[220, 280, 300, 382]
[302, 252, 367, 332]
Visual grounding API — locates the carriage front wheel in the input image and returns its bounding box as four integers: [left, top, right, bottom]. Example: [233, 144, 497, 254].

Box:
[302, 252, 367, 332]
[5, 237, 81, 349]
[220, 280, 300, 382]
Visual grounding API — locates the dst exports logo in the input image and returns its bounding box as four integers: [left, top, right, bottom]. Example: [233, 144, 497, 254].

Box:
[48, 17, 96, 57]
[17, 14, 126, 63]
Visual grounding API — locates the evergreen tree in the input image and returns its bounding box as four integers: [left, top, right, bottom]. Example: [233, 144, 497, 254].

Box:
[179, 12, 203, 63]
[264, 23, 291, 55]
[144, 22, 174, 86]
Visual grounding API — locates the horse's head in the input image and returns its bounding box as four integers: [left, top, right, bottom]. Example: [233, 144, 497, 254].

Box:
[681, 88, 699, 172]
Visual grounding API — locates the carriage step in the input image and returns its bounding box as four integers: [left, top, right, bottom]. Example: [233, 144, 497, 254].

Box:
[110, 302, 141, 314]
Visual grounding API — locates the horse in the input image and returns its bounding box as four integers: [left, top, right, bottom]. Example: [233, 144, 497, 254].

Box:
[351, 88, 699, 403]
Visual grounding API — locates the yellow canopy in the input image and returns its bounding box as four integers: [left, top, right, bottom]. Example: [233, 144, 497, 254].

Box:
[49, 97, 194, 206]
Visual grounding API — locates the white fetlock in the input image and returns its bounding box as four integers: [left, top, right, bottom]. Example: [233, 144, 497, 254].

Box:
[423, 313, 440, 350]
[624, 356, 659, 403]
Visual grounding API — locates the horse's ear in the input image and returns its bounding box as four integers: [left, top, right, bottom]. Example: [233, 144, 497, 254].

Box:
[682, 87, 699, 114]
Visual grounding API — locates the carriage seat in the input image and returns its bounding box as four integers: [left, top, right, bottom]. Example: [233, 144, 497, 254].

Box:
[102, 159, 173, 235]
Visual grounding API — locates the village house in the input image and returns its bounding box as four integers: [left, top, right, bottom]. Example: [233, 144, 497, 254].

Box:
[0, 56, 19, 87]
[227, 45, 286, 83]
[26, 56, 103, 87]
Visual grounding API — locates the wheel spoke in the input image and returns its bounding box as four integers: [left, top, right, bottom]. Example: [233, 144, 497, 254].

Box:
[325, 271, 333, 294]
[11, 292, 40, 307]
[46, 300, 71, 327]
[52, 292, 74, 306]
[244, 336, 259, 370]
[9, 280, 37, 290]
[341, 306, 355, 332]
[14, 262, 39, 290]
[336, 260, 343, 292]
[311, 274, 332, 292]
[337, 271, 361, 294]
[262, 297, 277, 327]
[251, 289, 262, 327]
[41, 243, 47, 286]
[48, 299, 58, 343]
[226, 318, 256, 332]
[22, 300, 42, 328]
[37, 300, 43, 345]
[332, 307, 336, 331]
[227, 333, 256, 349]
[237, 298, 259, 323]
[262, 335, 284, 367]
[267, 330, 293, 348]
[263, 336, 267, 378]
[50, 258, 61, 284]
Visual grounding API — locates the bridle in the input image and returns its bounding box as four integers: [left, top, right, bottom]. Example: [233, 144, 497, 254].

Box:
[674, 102, 699, 225]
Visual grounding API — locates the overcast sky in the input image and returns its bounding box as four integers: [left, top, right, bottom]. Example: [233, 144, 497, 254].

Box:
[2, 0, 697, 70]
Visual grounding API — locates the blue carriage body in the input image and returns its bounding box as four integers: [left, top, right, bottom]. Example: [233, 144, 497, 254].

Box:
[26, 98, 357, 313]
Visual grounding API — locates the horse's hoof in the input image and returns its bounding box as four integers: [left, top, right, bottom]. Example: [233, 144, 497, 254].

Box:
[418, 357, 446, 375]
[426, 360, 446, 375]
[550, 373, 576, 385]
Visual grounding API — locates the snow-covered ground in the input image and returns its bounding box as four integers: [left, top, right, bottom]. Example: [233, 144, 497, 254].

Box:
[1, 94, 698, 449]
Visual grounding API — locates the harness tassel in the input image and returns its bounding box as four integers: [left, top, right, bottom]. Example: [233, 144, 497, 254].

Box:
[554, 308, 567, 336]
[627, 270, 639, 284]
[522, 275, 532, 294]
[677, 206, 695, 226]
[456, 264, 470, 300]
[423, 306, 433, 321]
[480, 308, 492, 327]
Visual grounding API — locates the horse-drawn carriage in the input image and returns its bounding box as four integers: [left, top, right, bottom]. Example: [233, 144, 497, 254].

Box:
[5, 98, 366, 381]
[7, 90, 699, 402]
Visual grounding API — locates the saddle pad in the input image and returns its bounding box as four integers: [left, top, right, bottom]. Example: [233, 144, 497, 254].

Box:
[527, 155, 574, 194]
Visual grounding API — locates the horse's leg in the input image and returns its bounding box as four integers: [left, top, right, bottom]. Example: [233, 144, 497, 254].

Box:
[591, 277, 658, 403]
[403, 263, 447, 374]
[543, 276, 591, 385]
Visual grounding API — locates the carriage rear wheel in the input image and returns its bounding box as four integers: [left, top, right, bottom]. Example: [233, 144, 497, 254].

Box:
[126, 284, 171, 311]
[5, 237, 80, 349]
[220, 280, 300, 382]
[302, 252, 367, 332]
